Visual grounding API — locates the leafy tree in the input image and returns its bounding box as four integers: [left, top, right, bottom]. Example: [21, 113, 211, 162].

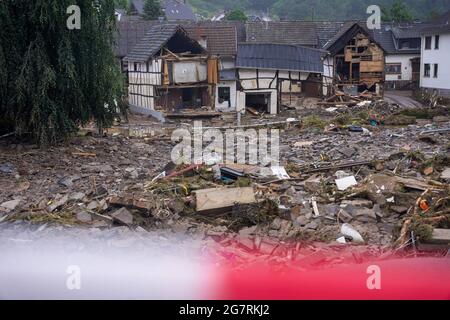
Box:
[226, 9, 247, 22]
[143, 0, 163, 20]
[0, 0, 125, 145]
[114, 0, 129, 9]
[390, 0, 414, 21]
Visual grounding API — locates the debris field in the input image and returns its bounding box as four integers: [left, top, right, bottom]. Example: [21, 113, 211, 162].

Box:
[1, 96, 449, 266]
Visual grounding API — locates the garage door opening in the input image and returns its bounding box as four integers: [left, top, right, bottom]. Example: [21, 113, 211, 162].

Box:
[245, 93, 271, 113]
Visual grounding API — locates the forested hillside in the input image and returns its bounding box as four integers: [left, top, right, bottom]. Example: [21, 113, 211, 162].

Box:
[187, 0, 449, 20]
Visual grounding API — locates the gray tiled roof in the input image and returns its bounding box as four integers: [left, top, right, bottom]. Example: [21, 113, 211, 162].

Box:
[124, 23, 204, 61]
[183, 23, 238, 56]
[422, 10, 450, 34]
[130, 0, 144, 14]
[163, 0, 196, 21]
[115, 19, 161, 58]
[315, 21, 346, 48]
[236, 43, 323, 73]
[246, 21, 318, 47]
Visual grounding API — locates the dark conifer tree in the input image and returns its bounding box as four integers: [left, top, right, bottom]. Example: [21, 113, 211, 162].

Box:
[0, 0, 125, 145]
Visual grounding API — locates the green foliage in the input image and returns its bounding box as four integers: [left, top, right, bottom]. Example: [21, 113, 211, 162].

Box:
[226, 9, 248, 22]
[188, 0, 446, 21]
[383, 0, 414, 22]
[0, 0, 125, 145]
[143, 0, 163, 20]
[114, 0, 129, 9]
[302, 115, 326, 129]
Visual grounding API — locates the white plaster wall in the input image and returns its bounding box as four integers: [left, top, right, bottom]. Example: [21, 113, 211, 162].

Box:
[238, 69, 278, 90]
[420, 33, 450, 90]
[215, 80, 237, 111]
[219, 58, 236, 70]
[385, 54, 418, 81]
[127, 59, 163, 110]
[322, 57, 334, 96]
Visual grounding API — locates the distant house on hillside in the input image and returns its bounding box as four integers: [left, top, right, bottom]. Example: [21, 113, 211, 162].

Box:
[420, 10, 450, 98]
[129, 0, 196, 21]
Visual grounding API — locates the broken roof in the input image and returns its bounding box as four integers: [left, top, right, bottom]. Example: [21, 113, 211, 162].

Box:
[236, 43, 323, 73]
[324, 21, 386, 56]
[124, 23, 205, 62]
[116, 20, 245, 58]
[246, 21, 318, 47]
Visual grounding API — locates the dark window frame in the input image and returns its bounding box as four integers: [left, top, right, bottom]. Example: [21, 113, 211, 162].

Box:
[425, 36, 432, 50]
[385, 63, 402, 75]
[424, 63, 431, 78]
[218, 87, 231, 105]
[435, 35, 440, 49]
[433, 64, 438, 78]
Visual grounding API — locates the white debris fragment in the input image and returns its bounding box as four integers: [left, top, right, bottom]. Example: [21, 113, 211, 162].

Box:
[270, 166, 290, 180]
[341, 223, 365, 243]
[336, 236, 347, 244]
[335, 176, 358, 191]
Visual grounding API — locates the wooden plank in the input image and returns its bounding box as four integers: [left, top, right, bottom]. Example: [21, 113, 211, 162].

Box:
[195, 187, 256, 214]
[429, 229, 450, 244]
[360, 61, 384, 73]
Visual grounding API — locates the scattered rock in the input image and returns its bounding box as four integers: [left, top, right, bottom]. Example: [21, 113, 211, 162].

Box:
[441, 168, 450, 180]
[48, 195, 69, 212]
[58, 175, 80, 188]
[76, 211, 92, 223]
[0, 199, 21, 212]
[111, 207, 133, 226]
[304, 176, 321, 193]
[0, 163, 14, 174]
[69, 192, 86, 202]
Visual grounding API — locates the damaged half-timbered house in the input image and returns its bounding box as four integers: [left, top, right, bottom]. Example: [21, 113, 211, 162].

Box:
[124, 23, 219, 116]
[236, 43, 324, 114]
[323, 22, 386, 96]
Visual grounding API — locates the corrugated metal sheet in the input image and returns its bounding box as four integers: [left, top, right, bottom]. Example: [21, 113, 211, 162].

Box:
[236, 43, 323, 74]
[220, 69, 237, 81]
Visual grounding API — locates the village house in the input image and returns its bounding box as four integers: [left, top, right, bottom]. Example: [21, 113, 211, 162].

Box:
[124, 23, 219, 117]
[372, 23, 424, 90]
[182, 22, 244, 112]
[236, 43, 324, 114]
[322, 22, 386, 96]
[420, 10, 450, 98]
[115, 15, 450, 115]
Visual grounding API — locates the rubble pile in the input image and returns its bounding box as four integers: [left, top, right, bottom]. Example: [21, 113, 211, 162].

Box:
[1, 100, 449, 256]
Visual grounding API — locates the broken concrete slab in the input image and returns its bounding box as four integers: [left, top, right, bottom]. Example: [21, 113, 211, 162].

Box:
[195, 187, 256, 214]
[109, 195, 154, 212]
[76, 211, 92, 223]
[48, 195, 68, 212]
[111, 207, 133, 226]
[428, 229, 450, 245]
[335, 176, 357, 191]
[441, 168, 450, 180]
[341, 199, 373, 208]
[0, 199, 21, 212]
[304, 176, 321, 193]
